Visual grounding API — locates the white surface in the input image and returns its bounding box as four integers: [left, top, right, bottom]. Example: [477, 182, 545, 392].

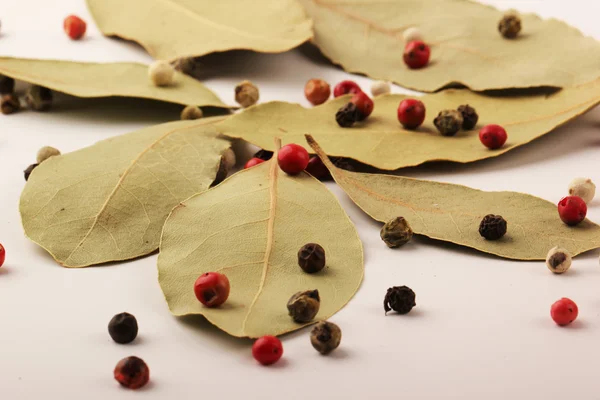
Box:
[1, 1, 600, 399]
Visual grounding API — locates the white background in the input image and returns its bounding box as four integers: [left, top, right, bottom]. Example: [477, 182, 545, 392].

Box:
[1, 0, 600, 399]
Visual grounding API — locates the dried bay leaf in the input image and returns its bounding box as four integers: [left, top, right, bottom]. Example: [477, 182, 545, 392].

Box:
[218, 82, 600, 170]
[87, 0, 313, 61]
[306, 136, 600, 260]
[297, 0, 600, 92]
[158, 155, 363, 338]
[20, 119, 231, 268]
[0, 57, 227, 108]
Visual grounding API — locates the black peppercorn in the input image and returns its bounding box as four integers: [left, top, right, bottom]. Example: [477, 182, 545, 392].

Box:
[298, 243, 326, 273]
[24, 163, 38, 181]
[498, 13, 522, 39]
[25, 85, 53, 111]
[434, 109, 463, 136]
[457, 104, 479, 130]
[108, 312, 139, 344]
[1, 93, 20, 115]
[310, 321, 342, 355]
[0, 75, 15, 95]
[479, 214, 507, 240]
[384, 286, 416, 315]
[287, 289, 320, 323]
[335, 102, 360, 128]
[380, 217, 413, 248]
[253, 149, 274, 161]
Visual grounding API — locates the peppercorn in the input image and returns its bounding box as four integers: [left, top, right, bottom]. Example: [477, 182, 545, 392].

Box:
[335, 102, 360, 128]
[1, 93, 20, 115]
[253, 149, 274, 161]
[479, 214, 507, 240]
[24, 163, 38, 181]
[558, 196, 587, 226]
[351, 91, 374, 121]
[498, 13, 521, 39]
[278, 143, 309, 175]
[551, 298, 578, 326]
[384, 286, 416, 315]
[479, 124, 508, 149]
[305, 156, 331, 180]
[380, 217, 413, 248]
[333, 80, 362, 98]
[244, 157, 265, 169]
[63, 15, 87, 40]
[457, 104, 479, 130]
[397, 98, 426, 130]
[108, 312, 139, 344]
[403, 27, 423, 43]
[180, 105, 203, 120]
[0, 75, 15, 95]
[546, 246, 572, 274]
[310, 321, 342, 355]
[252, 336, 283, 365]
[194, 272, 230, 307]
[148, 60, 175, 87]
[304, 79, 331, 106]
[114, 356, 150, 389]
[235, 80, 259, 108]
[434, 109, 463, 136]
[568, 178, 595, 204]
[370, 81, 391, 97]
[172, 57, 198, 76]
[297, 243, 326, 273]
[403, 41, 431, 69]
[0, 243, 5, 268]
[25, 85, 53, 111]
[36, 146, 61, 164]
[287, 289, 320, 323]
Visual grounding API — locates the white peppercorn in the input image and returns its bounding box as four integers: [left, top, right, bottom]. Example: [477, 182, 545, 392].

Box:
[234, 80, 259, 108]
[546, 246, 572, 274]
[36, 146, 61, 164]
[403, 27, 423, 43]
[180, 105, 203, 120]
[568, 178, 595, 204]
[148, 61, 175, 87]
[370, 81, 391, 97]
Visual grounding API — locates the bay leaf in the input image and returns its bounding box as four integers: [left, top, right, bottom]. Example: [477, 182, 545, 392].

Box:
[157, 154, 363, 338]
[87, 0, 313, 61]
[20, 119, 231, 268]
[0, 57, 227, 108]
[218, 82, 600, 170]
[306, 135, 600, 260]
[297, 0, 600, 92]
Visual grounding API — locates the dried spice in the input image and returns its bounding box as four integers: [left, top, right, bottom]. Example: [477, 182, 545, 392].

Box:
[568, 178, 595, 204]
[0, 243, 5, 268]
[304, 79, 331, 106]
[64, 15, 87, 40]
[498, 13, 522, 39]
[479, 124, 508, 149]
[0, 74, 15, 94]
[384, 286, 416, 315]
[479, 214, 507, 240]
[350, 92, 374, 121]
[108, 312, 139, 344]
[550, 298, 578, 326]
[298, 243, 326, 273]
[1, 94, 20, 115]
[277, 143, 309, 175]
[335, 102, 360, 127]
[558, 196, 587, 226]
[148, 60, 175, 87]
[36, 146, 61, 164]
[310, 321, 341, 355]
[180, 105, 203, 120]
[380, 217, 413, 248]
[545, 246, 572, 274]
[172, 57, 199, 76]
[114, 356, 149, 389]
[457, 104, 478, 130]
[403, 27, 422, 43]
[403, 41, 430, 69]
[252, 335, 283, 365]
[23, 164, 38, 181]
[333, 80, 361, 97]
[287, 289, 320, 323]
[305, 156, 331, 180]
[25, 85, 53, 111]
[194, 272, 230, 307]
[434, 109, 463, 136]
[235, 80, 259, 108]
[370, 81, 391, 97]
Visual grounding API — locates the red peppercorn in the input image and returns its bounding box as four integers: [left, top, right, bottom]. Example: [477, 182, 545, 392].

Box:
[333, 80, 362, 98]
[194, 272, 230, 307]
[244, 157, 265, 169]
[551, 298, 578, 326]
[305, 156, 331, 180]
[252, 335, 283, 365]
[397, 98, 426, 129]
[557, 196, 587, 226]
[304, 79, 331, 106]
[114, 356, 150, 390]
[403, 41, 430, 69]
[479, 124, 508, 149]
[277, 144, 309, 175]
[350, 91, 374, 121]
[63, 15, 87, 40]
[0, 243, 4, 268]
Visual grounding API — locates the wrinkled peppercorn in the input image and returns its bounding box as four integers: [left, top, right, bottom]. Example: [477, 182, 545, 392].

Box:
[298, 243, 326, 273]
[108, 312, 139, 344]
[253, 149, 274, 161]
[25, 85, 53, 111]
[434, 110, 463, 136]
[114, 356, 150, 389]
[498, 13, 521, 39]
[310, 321, 342, 355]
[24, 163, 38, 181]
[1, 93, 20, 115]
[173, 57, 199, 76]
[380, 217, 413, 248]
[479, 214, 507, 240]
[335, 102, 360, 128]
[0, 75, 15, 95]
[287, 289, 320, 323]
[384, 286, 416, 315]
[457, 104, 479, 130]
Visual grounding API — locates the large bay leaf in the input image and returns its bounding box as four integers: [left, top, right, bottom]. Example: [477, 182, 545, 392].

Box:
[297, 0, 600, 92]
[87, 0, 313, 61]
[0, 57, 227, 108]
[157, 154, 363, 338]
[218, 82, 600, 170]
[306, 135, 600, 260]
[20, 119, 230, 268]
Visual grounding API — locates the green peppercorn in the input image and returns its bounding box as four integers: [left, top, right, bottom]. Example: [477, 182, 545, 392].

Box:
[298, 243, 326, 273]
[287, 290, 320, 323]
[310, 321, 341, 355]
[25, 85, 53, 111]
[380, 217, 413, 248]
[434, 110, 463, 136]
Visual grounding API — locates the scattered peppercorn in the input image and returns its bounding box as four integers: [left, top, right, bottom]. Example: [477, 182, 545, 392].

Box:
[384, 286, 416, 315]
[193, 272, 230, 307]
[36, 146, 61, 164]
[114, 356, 150, 390]
[252, 335, 283, 366]
[148, 60, 175, 87]
[172, 57, 198, 76]
[304, 79, 331, 106]
[253, 149, 274, 161]
[1, 93, 20, 115]
[63, 15, 86, 40]
[25, 85, 53, 111]
[108, 312, 139, 344]
[479, 124, 507, 149]
[550, 298, 578, 326]
[403, 27, 423, 43]
[434, 109, 463, 136]
[0, 243, 5, 267]
[333, 80, 362, 98]
[24, 164, 38, 181]
[397, 98, 426, 130]
[380, 217, 413, 248]
[0, 75, 15, 95]
[305, 156, 331, 180]
[180, 105, 203, 120]
[287, 290, 320, 323]
[298, 243, 326, 273]
[557, 196, 587, 226]
[457, 104, 479, 130]
[568, 178, 595, 204]
[277, 143, 309, 175]
[403, 41, 430, 69]
[244, 157, 265, 169]
[351, 91, 374, 121]
[310, 321, 342, 355]
[478, 214, 507, 240]
[235, 80, 259, 108]
[370, 81, 391, 97]
[498, 12, 522, 39]
[546, 246, 572, 274]
[335, 102, 360, 128]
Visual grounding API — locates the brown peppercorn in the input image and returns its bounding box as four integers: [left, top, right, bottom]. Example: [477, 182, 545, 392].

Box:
[24, 163, 39, 181]
[235, 80, 259, 108]
[310, 321, 341, 355]
[498, 13, 522, 39]
[434, 109, 463, 136]
[457, 104, 479, 130]
[336, 102, 360, 128]
[380, 217, 413, 248]
[298, 243, 326, 273]
[384, 286, 416, 315]
[25, 85, 53, 111]
[1, 93, 20, 115]
[479, 214, 507, 240]
[287, 289, 320, 323]
[304, 79, 331, 106]
[180, 105, 203, 120]
[0, 75, 15, 95]
[172, 57, 198, 76]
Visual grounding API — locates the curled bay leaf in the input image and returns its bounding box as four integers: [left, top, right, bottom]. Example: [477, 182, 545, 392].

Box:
[306, 135, 600, 260]
[297, 0, 600, 92]
[0, 57, 227, 108]
[87, 0, 313, 61]
[158, 156, 363, 338]
[20, 119, 230, 268]
[218, 82, 600, 170]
